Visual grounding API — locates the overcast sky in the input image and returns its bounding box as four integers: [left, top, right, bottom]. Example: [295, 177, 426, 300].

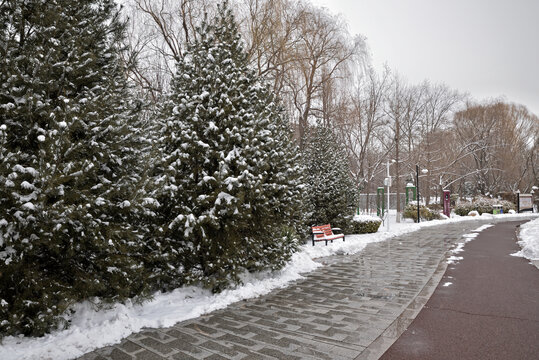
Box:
[311, 0, 539, 116]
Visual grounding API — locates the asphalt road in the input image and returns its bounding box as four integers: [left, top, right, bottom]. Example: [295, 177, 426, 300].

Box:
[380, 220, 539, 360]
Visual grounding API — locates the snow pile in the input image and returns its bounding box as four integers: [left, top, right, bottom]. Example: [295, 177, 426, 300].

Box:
[512, 217, 539, 260]
[0, 250, 318, 360]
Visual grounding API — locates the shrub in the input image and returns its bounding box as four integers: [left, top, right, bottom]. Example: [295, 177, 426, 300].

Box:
[350, 215, 382, 234]
[500, 200, 516, 213]
[403, 203, 442, 221]
[455, 197, 516, 215]
[454, 201, 475, 216]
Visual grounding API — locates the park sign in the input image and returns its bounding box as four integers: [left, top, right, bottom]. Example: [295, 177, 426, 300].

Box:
[517, 193, 533, 212]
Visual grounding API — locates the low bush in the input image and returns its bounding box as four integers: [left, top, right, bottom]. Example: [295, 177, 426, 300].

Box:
[454, 197, 515, 215]
[454, 201, 475, 216]
[350, 215, 382, 234]
[403, 203, 442, 222]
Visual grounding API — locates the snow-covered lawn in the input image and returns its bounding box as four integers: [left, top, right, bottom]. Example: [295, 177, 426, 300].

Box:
[512, 216, 539, 261]
[1, 212, 537, 360]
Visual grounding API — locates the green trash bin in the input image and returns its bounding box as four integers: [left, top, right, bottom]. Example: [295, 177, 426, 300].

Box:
[493, 204, 502, 215]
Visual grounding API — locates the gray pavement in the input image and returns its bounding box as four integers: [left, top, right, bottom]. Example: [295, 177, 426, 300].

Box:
[79, 220, 496, 360]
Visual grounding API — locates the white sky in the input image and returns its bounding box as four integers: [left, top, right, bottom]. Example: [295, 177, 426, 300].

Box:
[310, 0, 539, 116]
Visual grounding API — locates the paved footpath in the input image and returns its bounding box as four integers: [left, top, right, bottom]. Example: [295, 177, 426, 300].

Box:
[380, 220, 539, 360]
[79, 219, 513, 360]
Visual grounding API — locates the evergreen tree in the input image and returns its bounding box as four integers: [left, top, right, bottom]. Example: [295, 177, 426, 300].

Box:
[0, 0, 150, 336]
[303, 126, 358, 231]
[154, 0, 303, 292]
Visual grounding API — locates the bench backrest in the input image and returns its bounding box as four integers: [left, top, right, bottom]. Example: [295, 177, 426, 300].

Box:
[312, 224, 334, 239]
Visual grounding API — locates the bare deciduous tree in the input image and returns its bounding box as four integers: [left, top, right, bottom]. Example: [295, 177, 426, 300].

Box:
[287, 3, 366, 148]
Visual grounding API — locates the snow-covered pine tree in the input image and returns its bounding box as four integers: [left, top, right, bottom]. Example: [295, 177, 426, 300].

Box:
[303, 126, 358, 231]
[154, 0, 303, 292]
[0, 0, 150, 336]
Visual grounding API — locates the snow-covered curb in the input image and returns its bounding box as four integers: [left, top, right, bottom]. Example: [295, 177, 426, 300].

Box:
[1, 212, 537, 360]
[512, 216, 539, 261]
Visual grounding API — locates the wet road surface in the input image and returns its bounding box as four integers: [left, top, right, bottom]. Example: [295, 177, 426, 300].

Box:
[380, 220, 539, 360]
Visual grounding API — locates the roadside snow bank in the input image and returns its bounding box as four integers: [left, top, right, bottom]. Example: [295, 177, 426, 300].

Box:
[0, 251, 322, 360]
[512, 216, 539, 260]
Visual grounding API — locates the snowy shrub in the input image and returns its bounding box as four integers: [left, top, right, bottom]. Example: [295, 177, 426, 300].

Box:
[350, 215, 382, 234]
[454, 201, 475, 216]
[303, 127, 359, 233]
[500, 200, 517, 213]
[454, 197, 515, 216]
[403, 203, 442, 221]
[152, 2, 303, 293]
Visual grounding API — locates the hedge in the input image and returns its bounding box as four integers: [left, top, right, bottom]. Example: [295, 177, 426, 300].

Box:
[350, 215, 382, 234]
[403, 203, 442, 222]
[454, 197, 515, 216]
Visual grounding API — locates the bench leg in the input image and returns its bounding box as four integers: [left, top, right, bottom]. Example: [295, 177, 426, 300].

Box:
[312, 235, 315, 246]
[325, 240, 328, 246]
[343, 235, 345, 242]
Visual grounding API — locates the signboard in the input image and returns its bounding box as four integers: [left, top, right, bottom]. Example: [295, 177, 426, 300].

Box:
[518, 194, 533, 212]
[443, 190, 451, 217]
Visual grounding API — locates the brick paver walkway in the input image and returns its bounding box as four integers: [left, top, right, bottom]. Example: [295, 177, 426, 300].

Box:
[80, 220, 493, 360]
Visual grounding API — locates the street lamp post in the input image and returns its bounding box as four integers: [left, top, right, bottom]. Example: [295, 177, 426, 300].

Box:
[416, 165, 428, 223]
[384, 160, 395, 231]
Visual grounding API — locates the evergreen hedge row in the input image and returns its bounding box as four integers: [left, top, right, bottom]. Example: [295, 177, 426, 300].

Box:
[0, 0, 364, 339]
[0, 0, 304, 338]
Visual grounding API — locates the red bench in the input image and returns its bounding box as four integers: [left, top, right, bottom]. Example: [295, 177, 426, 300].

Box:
[311, 224, 345, 246]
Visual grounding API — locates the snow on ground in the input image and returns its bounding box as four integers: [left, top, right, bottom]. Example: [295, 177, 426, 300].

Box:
[447, 255, 463, 264]
[512, 216, 539, 261]
[1, 212, 537, 360]
[446, 223, 495, 265]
